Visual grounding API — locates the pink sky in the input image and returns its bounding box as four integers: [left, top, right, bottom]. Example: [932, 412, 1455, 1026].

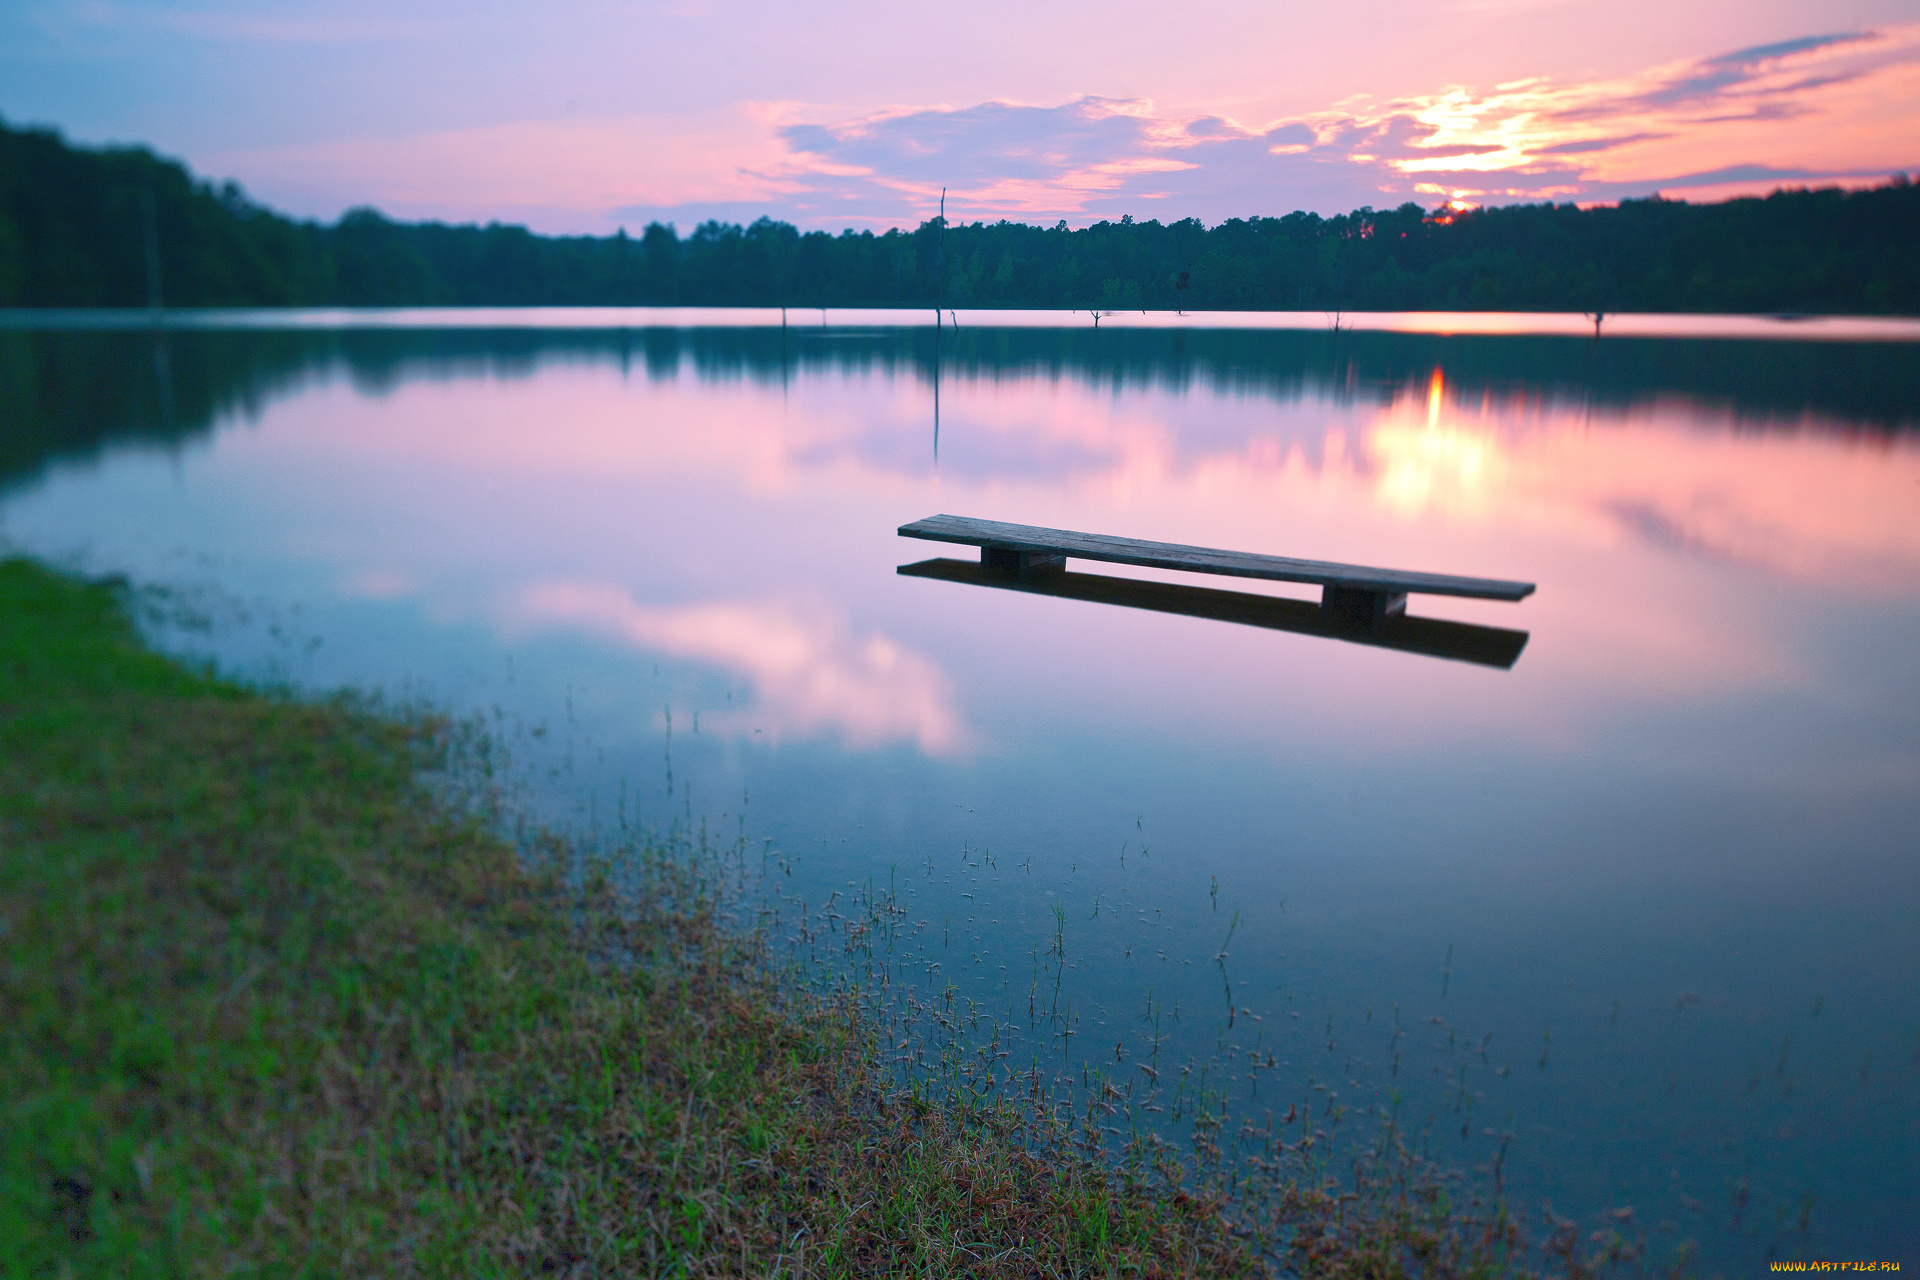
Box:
[6, 0, 1917, 232]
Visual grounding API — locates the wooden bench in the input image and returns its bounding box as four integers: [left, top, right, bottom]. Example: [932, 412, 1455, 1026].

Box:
[897, 514, 1534, 624]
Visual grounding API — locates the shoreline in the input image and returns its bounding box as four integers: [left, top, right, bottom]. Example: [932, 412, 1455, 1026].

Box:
[6, 552, 1716, 1277]
[2, 553, 1266, 1275]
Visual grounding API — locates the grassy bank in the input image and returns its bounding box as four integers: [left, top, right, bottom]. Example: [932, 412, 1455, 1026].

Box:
[1, 554, 1269, 1277]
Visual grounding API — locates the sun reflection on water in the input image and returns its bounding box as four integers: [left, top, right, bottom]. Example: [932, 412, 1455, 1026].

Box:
[1369, 368, 1505, 518]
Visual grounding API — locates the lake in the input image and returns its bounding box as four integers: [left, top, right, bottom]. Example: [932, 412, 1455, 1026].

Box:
[5, 309, 1917, 1271]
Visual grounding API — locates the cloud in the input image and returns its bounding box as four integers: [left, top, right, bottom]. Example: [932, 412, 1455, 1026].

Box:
[742, 23, 1920, 226]
[1533, 133, 1669, 156]
[511, 585, 967, 756]
[1705, 33, 1872, 70]
[783, 98, 1165, 186]
[193, 21, 1920, 232]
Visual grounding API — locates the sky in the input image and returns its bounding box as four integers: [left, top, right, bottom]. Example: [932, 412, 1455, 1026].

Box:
[5, 0, 1919, 234]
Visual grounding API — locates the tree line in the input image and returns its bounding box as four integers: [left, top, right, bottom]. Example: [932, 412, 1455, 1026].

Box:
[3, 117, 1915, 313]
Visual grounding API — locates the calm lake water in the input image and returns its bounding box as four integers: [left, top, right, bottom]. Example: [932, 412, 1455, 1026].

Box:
[6, 310, 1918, 1270]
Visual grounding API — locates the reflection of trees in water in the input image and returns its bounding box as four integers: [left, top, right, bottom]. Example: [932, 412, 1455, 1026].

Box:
[1, 329, 318, 494]
[5, 326, 1916, 493]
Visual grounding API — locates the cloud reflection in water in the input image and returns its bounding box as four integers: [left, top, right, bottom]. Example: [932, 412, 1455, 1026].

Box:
[514, 583, 966, 756]
[1358, 371, 1920, 593]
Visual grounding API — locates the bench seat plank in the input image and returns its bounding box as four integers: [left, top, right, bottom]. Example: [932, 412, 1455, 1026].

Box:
[898, 514, 1534, 602]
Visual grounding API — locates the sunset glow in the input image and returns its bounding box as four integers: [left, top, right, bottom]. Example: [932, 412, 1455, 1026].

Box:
[5, 0, 1914, 232]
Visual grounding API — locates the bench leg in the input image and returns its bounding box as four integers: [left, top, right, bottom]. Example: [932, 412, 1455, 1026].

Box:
[1322, 585, 1407, 628]
[983, 546, 1066, 580]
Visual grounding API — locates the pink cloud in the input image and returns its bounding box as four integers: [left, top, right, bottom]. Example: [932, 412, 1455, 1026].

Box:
[766, 24, 1920, 223]
[193, 23, 1920, 231]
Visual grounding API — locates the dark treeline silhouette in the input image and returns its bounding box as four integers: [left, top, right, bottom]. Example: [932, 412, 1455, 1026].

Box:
[7, 325, 1915, 494]
[4, 118, 1917, 314]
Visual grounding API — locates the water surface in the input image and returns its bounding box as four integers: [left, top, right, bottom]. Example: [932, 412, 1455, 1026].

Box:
[5, 314, 1916, 1270]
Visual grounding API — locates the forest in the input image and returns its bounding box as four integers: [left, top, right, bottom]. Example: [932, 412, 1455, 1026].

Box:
[3, 117, 1916, 313]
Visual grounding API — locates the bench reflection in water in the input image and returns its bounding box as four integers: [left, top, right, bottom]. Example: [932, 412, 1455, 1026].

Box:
[897, 558, 1530, 670]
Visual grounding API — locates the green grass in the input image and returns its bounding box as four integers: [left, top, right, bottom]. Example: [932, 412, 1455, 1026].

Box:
[0, 555, 1260, 1277]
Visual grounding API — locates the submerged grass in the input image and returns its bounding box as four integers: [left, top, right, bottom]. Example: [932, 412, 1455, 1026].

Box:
[0, 554, 1255, 1276]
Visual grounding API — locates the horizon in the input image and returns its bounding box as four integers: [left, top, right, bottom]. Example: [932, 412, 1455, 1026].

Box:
[9, 113, 1912, 246]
